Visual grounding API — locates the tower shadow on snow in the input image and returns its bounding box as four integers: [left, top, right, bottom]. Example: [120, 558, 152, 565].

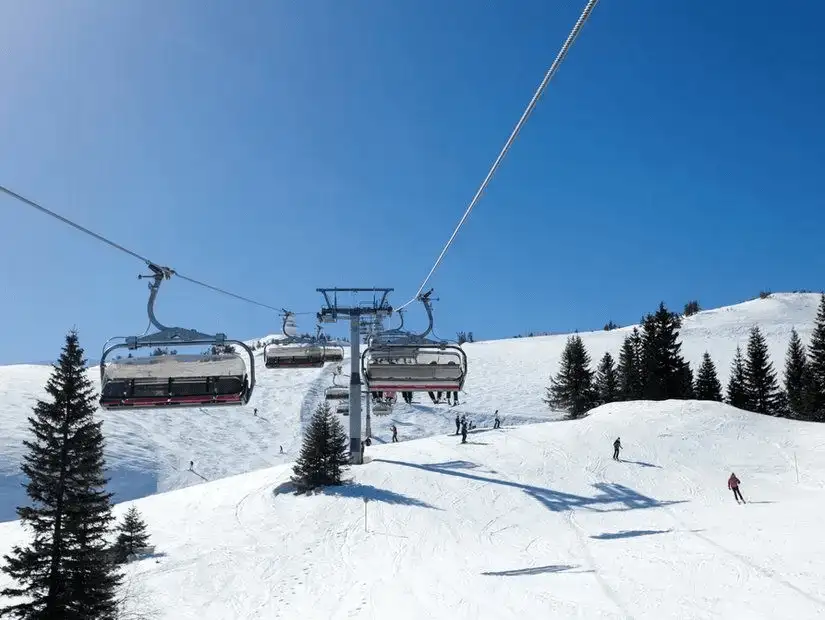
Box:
[374, 458, 687, 514]
[619, 459, 661, 468]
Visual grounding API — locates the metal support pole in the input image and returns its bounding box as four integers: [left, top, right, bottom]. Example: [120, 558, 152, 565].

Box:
[349, 315, 363, 465]
[365, 379, 372, 439]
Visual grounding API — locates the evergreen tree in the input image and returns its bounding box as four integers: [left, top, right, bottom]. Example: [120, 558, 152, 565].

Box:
[292, 402, 349, 491]
[808, 294, 825, 421]
[726, 346, 749, 409]
[1, 331, 121, 619]
[784, 328, 812, 418]
[744, 326, 783, 415]
[678, 361, 695, 399]
[595, 352, 619, 405]
[639, 303, 688, 400]
[617, 328, 643, 400]
[113, 506, 151, 564]
[694, 352, 723, 401]
[544, 335, 597, 419]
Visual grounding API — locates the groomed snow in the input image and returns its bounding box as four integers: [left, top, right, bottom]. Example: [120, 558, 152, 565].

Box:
[0, 293, 820, 522]
[2, 401, 824, 619]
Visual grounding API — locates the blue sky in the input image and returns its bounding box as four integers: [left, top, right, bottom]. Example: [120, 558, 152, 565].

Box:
[1, 1, 823, 364]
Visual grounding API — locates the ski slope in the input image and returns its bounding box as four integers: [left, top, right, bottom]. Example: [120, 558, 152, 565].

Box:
[2, 400, 824, 619]
[0, 293, 820, 522]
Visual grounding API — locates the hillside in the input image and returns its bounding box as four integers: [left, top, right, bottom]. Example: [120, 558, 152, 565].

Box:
[2, 401, 823, 619]
[0, 292, 820, 522]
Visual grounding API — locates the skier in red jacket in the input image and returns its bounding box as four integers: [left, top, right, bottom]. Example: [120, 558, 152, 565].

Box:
[728, 473, 745, 503]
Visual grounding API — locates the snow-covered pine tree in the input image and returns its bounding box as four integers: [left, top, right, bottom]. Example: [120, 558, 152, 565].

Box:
[1, 330, 121, 620]
[744, 326, 783, 416]
[113, 506, 151, 563]
[617, 328, 643, 400]
[784, 328, 812, 419]
[807, 294, 825, 421]
[595, 352, 619, 405]
[640, 303, 688, 400]
[694, 352, 723, 401]
[726, 346, 749, 409]
[544, 335, 597, 419]
[292, 402, 349, 491]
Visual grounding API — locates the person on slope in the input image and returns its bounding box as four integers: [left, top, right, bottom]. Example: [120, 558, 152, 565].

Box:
[391, 425, 398, 443]
[613, 437, 622, 461]
[455, 414, 461, 435]
[493, 410, 501, 429]
[728, 473, 745, 503]
[461, 420, 468, 444]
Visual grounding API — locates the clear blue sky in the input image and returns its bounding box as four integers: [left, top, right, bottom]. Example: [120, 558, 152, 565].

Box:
[1, 1, 823, 364]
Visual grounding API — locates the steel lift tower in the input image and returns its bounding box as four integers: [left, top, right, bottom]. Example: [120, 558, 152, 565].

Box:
[317, 288, 393, 464]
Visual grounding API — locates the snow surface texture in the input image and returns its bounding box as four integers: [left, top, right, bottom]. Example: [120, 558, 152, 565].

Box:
[2, 401, 824, 619]
[0, 293, 819, 522]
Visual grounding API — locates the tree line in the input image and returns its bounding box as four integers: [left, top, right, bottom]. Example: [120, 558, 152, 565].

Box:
[546, 295, 825, 423]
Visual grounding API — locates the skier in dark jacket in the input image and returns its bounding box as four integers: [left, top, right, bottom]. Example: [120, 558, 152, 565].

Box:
[613, 437, 621, 461]
[455, 414, 461, 435]
[461, 420, 468, 444]
[728, 473, 745, 503]
[493, 410, 501, 429]
[391, 425, 398, 443]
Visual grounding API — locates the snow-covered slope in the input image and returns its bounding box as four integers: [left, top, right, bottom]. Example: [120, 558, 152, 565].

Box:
[3, 401, 824, 619]
[0, 293, 819, 522]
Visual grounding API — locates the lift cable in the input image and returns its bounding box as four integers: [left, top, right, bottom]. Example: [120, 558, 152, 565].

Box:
[0, 184, 311, 315]
[395, 0, 599, 312]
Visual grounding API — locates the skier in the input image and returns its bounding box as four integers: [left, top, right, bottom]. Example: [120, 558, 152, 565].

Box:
[446, 391, 452, 406]
[279, 445, 284, 454]
[493, 410, 501, 429]
[452, 391, 460, 406]
[189, 460, 194, 470]
[461, 420, 468, 444]
[253, 408, 258, 416]
[455, 414, 461, 435]
[613, 437, 622, 461]
[391, 425, 398, 443]
[728, 472, 745, 503]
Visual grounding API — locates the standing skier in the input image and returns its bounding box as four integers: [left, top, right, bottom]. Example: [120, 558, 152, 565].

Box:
[613, 437, 622, 461]
[461, 420, 468, 444]
[728, 473, 745, 503]
[391, 425, 398, 443]
[493, 410, 501, 429]
[455, 414, 461, 435]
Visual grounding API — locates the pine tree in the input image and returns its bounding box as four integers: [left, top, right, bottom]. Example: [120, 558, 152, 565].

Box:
[679, 361, 695, 399]
[617, 328, 643, 400]
[639, 303, 688, 400]
[784, 328, 812, 418]
[694, 352, 723, 401]
[595, 352, 619, 405]
[808, 294, 825, 421]
[726, 346, 749, 409]
[113, 506, 151, 564]
[292, 402, 349, 491]
[1, 331, 121, 619]
[744, 326, 783, 415]
[544, 335, 597, 419]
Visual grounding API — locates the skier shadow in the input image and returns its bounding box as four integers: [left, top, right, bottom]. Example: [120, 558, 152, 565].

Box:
[323, 483, 441, 510]
[590, 529, 672, 540]
[482, 564, 592, 577]
[619, 459, 661, 468]
[374, 459, 687, 515]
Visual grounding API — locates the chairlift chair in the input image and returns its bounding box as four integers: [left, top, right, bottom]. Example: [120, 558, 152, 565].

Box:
[263, 313, 327, 368]
[99, 265, 255, 410]
[361, 291, 468, 392]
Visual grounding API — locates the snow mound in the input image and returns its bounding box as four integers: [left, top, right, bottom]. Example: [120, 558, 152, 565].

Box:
[2, 400, 823, 619]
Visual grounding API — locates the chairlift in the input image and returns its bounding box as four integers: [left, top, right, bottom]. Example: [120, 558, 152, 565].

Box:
[361, 290, 467, 392]
[324, 368, 349, 401]
[263, 313, 327, 368]
[99, 265, 255, 410]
